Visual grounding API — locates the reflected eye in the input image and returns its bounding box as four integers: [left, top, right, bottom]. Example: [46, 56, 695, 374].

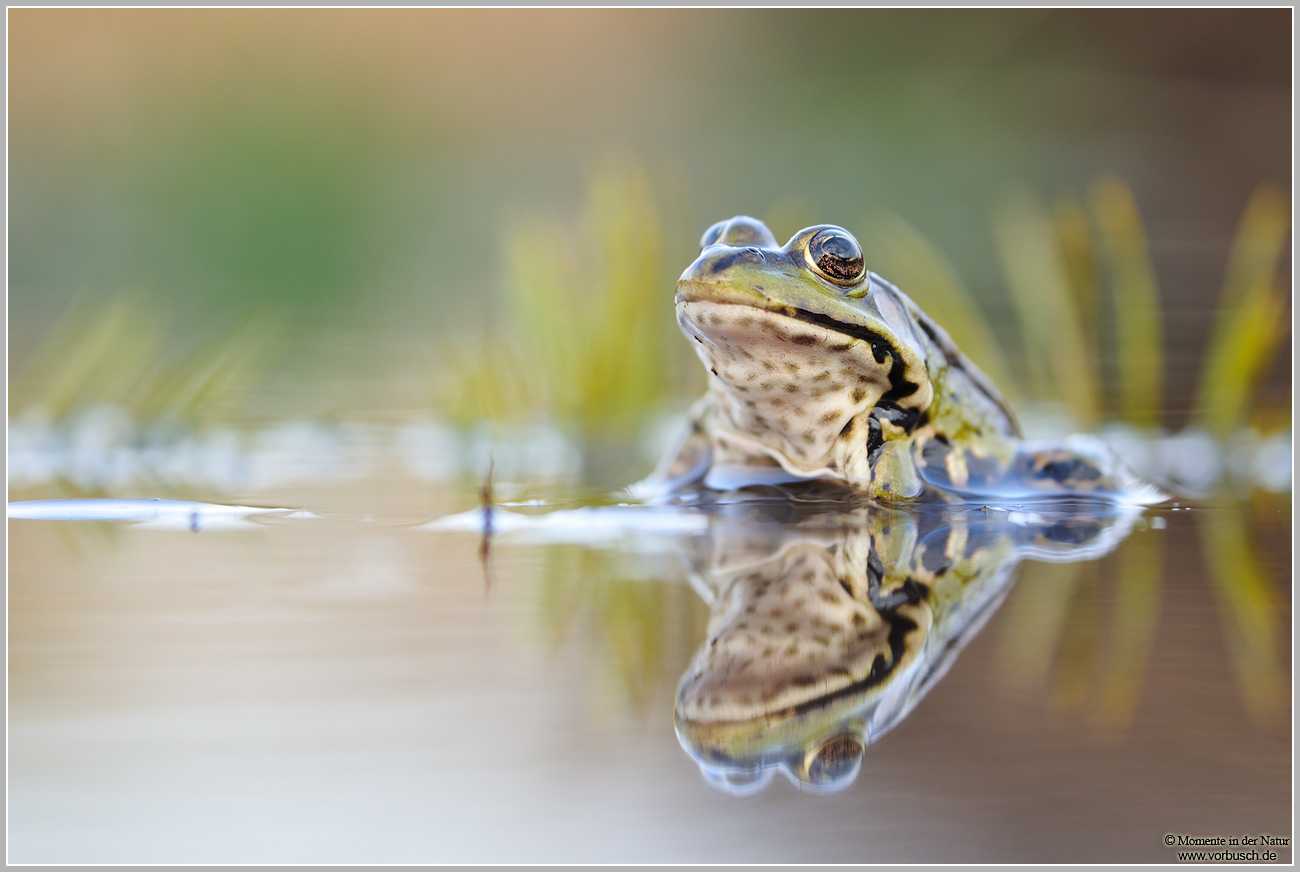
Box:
[700, 220, 728, 249]
[806, 228, 866, 286]
[802, 732, 865, 789]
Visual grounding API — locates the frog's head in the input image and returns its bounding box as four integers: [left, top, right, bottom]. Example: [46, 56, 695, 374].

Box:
[688, 729, 868, 797]
[677, 217, 934, 471]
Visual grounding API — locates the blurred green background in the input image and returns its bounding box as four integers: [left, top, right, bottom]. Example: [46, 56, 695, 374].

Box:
[8, 9, 1291, 464]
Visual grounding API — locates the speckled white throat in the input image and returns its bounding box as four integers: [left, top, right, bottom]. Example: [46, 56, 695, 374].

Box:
[675, 538, 929, 725]
[677, 299, 912, 474]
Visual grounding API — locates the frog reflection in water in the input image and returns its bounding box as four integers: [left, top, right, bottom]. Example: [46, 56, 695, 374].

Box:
[673, 499, 1140, 795]
[647, 216, 1159, 503]
[651, 216, 1159, 793]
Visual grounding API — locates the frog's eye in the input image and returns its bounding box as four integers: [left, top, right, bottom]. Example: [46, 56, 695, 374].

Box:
[700, 220, 729, 249]
[805, 228, 866, 286]
[800, 731, 865, 790]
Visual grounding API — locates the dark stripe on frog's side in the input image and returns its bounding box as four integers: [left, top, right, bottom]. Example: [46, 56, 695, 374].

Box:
[784, 594, 925, 718]
[872, 577, 927, 611]
[706, 247, 767, 275]
[871, 402, 924, 433]
[775, 306, 923, 405]
[861, 416, 884, 458]
[842, 405, 925, 472]
[864, 548, 926, 611]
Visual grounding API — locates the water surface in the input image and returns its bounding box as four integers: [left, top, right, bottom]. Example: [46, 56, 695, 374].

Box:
[8, 482, 1290, 863]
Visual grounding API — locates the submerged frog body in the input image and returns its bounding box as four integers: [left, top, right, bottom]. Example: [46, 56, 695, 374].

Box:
[649, 216, 1158, 504]
[673, 498, 1142, 795]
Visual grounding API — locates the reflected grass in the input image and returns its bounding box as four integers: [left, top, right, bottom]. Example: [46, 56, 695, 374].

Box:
[533, 544, 704, 717]
[1091, 528, 1162, 734]
[996, 512, 1285, 735]
[1197, 504, 1288, 723]
[993, 531, 1163, 737]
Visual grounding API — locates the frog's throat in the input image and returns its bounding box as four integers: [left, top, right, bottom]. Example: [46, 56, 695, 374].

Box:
[675, 542, 932, 724]
[678, 299, 933, 473]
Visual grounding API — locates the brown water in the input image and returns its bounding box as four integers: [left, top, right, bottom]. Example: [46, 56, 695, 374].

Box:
[8, 481, 1291, 863]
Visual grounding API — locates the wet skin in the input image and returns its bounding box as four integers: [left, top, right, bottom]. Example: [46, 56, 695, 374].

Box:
[672, 497, 1141, 795]
[655, 216, 1156, 504]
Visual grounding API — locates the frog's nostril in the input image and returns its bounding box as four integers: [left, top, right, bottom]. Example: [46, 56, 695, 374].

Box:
[745, 247, 765, 260]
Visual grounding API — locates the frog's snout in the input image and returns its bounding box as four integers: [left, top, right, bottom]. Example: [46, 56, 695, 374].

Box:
[678, 245, 767, 285]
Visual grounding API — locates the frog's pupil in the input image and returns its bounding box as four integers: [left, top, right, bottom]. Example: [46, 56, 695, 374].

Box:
[810, 230, 864, 282]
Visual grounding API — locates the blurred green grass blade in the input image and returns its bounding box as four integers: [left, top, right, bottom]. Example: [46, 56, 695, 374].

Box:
[1092, 529, 1162, 734]
[581, 160, 669, 433]
[13, 296, 162, 420]
[1051, 196, 1102, 352]
[12, 294, 277, 432]
[862, 212, 1017, 398]
[537, 546, 589, 653]
[134, 310, 281, 427]
[504, 218, 580, 420]
[1194, 185, 1291, 438]
[1219, 184, 1290, 309]
[1195, 291, 1288, 438]
[437, 336, 528, 428]
[1090, 177, 1164, 429]
[1197, 505, 1286, 723]
[993, 188, 1100, 425]
[438, 158, 684, 448]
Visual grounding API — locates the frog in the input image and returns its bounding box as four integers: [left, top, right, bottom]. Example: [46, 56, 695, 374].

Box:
[672, 496, 1143, 795]
[643, 215, 1160, 504]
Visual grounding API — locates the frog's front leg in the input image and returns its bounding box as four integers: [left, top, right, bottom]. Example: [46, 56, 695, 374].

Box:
[833, 412, 924, 501]
[628, 401, 715, 499]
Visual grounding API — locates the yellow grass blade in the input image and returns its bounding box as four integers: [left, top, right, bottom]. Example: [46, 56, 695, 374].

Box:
[1194, 185, 1291, 437]
[993, 189, 1099, 425]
